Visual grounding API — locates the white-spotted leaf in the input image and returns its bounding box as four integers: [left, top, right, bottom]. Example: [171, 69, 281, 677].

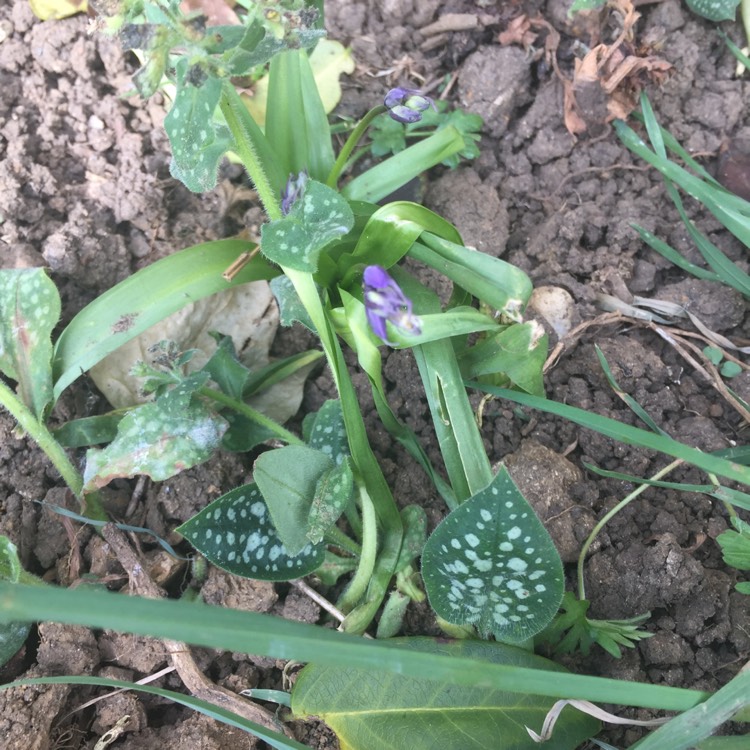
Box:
[0, 536, 31, 667]
[304, 399, 349, 466]
[260, 180, 354, 272]
[165, 59, 232, 193]
[0, 269, 61, 419]
[83, 376, 227, 491]
[177, 484, 324, 581]
[686, 0, 739, 21]
[421, 466, 564, 643]
[254, 445, 333, 555]
[270, 276, 315, 331]
[306, 459, 354, 545]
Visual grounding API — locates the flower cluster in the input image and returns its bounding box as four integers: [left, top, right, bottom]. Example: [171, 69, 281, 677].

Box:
[384, 87, 434, 124]
[363, 265, 422, 345]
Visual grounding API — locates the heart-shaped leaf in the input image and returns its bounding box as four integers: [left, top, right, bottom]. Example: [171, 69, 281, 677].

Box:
[421, 466, 564, 643]
[177, 484, 324, 581]
[292, 637, 599, 750]
[254, 445, 333, 555]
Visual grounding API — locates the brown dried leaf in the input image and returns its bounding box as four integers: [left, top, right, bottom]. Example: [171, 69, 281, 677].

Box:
[498, 15, 539, 49]
[179, 0, 239, 26]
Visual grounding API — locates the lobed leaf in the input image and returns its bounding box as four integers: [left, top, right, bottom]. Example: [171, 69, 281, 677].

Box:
[422, 466, 564, 643]
[292, 637, 599, 750]
[0, 268, 61, 419]
[177, 483, 324, 581]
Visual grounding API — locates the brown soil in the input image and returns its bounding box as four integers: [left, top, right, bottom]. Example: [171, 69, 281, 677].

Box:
[1, 0, 749, 748]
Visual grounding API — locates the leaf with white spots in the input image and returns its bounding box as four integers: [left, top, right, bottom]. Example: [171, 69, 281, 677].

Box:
[306, 458, 354, 545]
[270, 276, 315, 332]
[304, 400, 349, 466]
[260, 181, 354, 273]
[0, 268, 61, 419]
[421, 466, 564, 644]
[83, 375, 228, 492]
[686, 0, 739, 21]
[177, 484, 324, 581]
[254, 445, 334, 556]
[0, 536, 31, 668]
[165, 59, 232, 193]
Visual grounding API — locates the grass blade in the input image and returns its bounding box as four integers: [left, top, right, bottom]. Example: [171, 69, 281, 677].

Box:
[0, 582, 710, 711]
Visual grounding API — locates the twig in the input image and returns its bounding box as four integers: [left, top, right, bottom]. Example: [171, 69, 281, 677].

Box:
[101, 524, 294, 738]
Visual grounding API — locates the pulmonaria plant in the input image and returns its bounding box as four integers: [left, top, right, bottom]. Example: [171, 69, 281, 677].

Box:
[384, 87, 434, 124]
[363, 265, 422, 345]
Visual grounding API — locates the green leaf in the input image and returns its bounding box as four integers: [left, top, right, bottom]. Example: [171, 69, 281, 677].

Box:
[254, 445, 333, 555]
[177, 484, 324, 581]
[717, 517, 750, 570]
[265, 49, 334, 182]
[0, 582, 714, 712]
[202, 334, 251, 400]
[306, 460, 354, 544]
[0, 268, 61, 419]
[685, 0, 739, 21]
[53, 413, 122, 448]
[421, 466, 564, 643]
[342, 126, 466, 204]
[396, 505, 427, 571]
[0, 537, 31, 667]
[271, 276, 316, 331]
[83, 375, 227, 492]
[736, 582, 750, 594]
[703, 346, 724, 366]
[261, 180, 354, 272]
[53, 239, 276, 401]
[539, 593, 652, 658]
[460, 323, 547, 396]
[292, 637, 599, 750]
[304, 399, 349, 465]
[720, 360, 742, 378]
[569, 0, 607, 14]
[165, 58, 231, 193]
[369, 115, 408, 156]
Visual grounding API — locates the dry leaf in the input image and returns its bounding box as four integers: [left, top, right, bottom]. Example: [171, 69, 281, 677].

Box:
[180, 0, 240, 26]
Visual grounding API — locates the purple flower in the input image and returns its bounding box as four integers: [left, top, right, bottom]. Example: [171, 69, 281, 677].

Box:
[363, 265, 422, 345]
[281, 171, 308, 216]
[384, 87, 433, 124]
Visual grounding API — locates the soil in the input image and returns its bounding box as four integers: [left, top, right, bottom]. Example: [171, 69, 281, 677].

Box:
[1, 0, 749, 748]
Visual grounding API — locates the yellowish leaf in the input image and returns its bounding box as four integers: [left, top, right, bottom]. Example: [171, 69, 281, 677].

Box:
[29, 0, 87, 21]
[243, 39, 354, 127]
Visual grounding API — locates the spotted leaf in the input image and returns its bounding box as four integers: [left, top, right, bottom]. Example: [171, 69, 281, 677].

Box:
[177, 484, 324, 581]
[83, 375, 227, 491]
[0, 536, 31, 667]
[304, 399, 349, 466]
[260, 180, 354, 273]
[0, 269, 61, 418]
[421, 466, 563, 644]
[306, 459, 354, 545]
[686, 0, 739, 21]
[165, 58, 232, 193]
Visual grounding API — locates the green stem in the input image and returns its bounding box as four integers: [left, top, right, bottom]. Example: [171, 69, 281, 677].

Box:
[337, 485, 378, 613]
[324, 525, 361, 557]
[219, 83, 282, 221]
[326, 105, 386, 188]
[0, 379, 84, 498]
[743, 0, 750, 51]
[577, 459, 683, 600]
[198, 386, 304, 446]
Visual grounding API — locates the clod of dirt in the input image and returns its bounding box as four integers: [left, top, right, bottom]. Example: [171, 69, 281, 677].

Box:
[458, 46, 532, 137]
[657, 278, 746, 332]
[200, 566, 278, 613]
[586, 533, 703, 619]
[98, 632, 169, 674]
[0, 667, 71, 750]
[114, 711, 260, 750]
[37, 622, 99, 675]
[503, 440, 596, 563]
